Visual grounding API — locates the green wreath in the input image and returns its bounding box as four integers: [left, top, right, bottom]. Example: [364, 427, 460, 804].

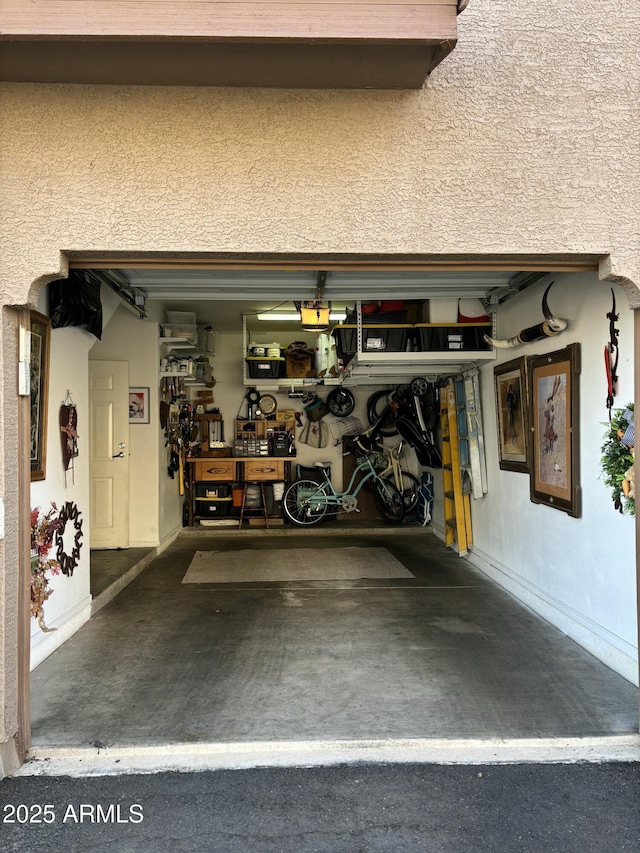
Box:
[600, 404, 635, 516]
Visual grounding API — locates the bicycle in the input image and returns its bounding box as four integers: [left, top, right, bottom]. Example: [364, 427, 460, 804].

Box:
[378, 440, 420, 514]
[282, 447, 405, 526]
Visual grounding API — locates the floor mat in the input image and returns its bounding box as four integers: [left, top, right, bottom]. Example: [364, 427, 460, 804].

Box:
[182, 546, 414, 583]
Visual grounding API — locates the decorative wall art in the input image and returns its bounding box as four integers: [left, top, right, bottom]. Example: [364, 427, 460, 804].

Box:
[494, 356, 529, 473]
[30, 311, 51, 481]
[601, 404, 635, 516]
[59, 390, 79, 486]
[528, 343, 581, 517]
[129, 387, 150, 424]
[54, 500, 83, 576]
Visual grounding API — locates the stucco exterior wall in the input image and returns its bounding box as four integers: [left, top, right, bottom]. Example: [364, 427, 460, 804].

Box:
[1, 0, 639, 770]
[0, 1, 639, 303]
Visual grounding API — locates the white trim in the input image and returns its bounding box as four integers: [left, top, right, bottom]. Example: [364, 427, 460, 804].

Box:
[467, 546, 639, 686]
[30, 596, 92, 671]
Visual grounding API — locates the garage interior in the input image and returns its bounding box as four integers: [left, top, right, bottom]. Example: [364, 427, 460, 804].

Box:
[28, 263, 639, 752]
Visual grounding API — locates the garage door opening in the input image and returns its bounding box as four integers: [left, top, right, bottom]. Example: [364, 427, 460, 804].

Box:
[25, 258, 638, 766]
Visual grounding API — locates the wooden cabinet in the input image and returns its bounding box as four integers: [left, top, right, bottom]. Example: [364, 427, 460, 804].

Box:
[187, 457, 291, 526]
[193, 459, 236, 481]
[241, 459, 286, 481]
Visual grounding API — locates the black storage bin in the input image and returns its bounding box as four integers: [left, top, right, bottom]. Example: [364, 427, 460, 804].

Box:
[195, 497, 232, 517]
[332, 326, 357, 361]
[332, 324, 411, 359]
[460, 324, 493, 350]
[246, 357, 284, 379]
[417, 324, 492, 352]
[195, 483, 231, 499]
[361, 325, 411, 353]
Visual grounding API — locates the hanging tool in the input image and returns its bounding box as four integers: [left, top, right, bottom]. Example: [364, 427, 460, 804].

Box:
[605, 288, 619, 420]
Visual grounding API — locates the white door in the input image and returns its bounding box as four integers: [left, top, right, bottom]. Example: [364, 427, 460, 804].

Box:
[89, 360, 130, 548]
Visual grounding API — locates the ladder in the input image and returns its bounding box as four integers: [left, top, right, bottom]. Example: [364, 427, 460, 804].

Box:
[440, 380, 472, 555]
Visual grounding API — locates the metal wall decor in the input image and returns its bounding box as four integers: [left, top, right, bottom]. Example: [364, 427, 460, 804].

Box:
[604, 288, 619, 420]
[59, 390, 79, 486]
[54, 501, 83, 576]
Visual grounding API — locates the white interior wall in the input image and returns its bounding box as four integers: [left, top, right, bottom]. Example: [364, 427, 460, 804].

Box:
[29, 290, 94, 667]
[469, 272, 637, 683]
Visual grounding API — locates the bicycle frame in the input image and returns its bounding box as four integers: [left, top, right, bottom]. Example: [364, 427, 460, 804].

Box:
[378, 442, 404, 488]
[299, 455, 388, 510]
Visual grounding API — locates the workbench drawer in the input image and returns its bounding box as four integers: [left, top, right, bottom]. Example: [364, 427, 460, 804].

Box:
[241, 460, 286, 481]
[194, 459, 236, 481]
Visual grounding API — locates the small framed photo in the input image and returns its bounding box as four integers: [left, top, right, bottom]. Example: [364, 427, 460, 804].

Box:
[129, 387, 150, 424]
[494, 356, 530, 473]
[528, 343, 581, 517]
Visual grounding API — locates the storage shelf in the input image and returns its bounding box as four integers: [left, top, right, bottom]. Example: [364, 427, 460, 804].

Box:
[332, 308, 496, 384]
[159, 336, 214, 356]
[341, 350, 496, 383]
[159, 371, 206, 385]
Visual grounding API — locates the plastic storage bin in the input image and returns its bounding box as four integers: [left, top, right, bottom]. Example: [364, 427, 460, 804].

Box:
[246, 357, 284, 379]
[332, 324, 411, 361]
[195, 497, 232, 517]
[416, 324, 492, 352]
[195, 483, 231, 499]
[161, 324, 198, 342]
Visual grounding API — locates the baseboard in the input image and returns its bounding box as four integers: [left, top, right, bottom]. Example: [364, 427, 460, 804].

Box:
[30, 597, 92, 671]
[129, 523, 182, 549]
[467, 546, 639, 686]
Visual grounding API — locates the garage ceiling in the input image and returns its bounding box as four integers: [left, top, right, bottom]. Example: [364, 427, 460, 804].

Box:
[85, 267, 551, 329]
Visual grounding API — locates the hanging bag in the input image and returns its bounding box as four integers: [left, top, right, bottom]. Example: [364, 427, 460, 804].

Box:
[299, 418, 329, 448]
[304, 395, 330, 422]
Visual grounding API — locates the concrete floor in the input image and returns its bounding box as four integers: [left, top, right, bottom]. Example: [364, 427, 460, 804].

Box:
[31, 528, 638, 749]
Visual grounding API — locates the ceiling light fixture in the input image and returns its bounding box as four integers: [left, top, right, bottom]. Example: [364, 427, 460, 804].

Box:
[256, 312, 346, 322]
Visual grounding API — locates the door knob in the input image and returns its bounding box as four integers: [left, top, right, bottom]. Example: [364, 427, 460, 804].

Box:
[112, 451, 126, 458]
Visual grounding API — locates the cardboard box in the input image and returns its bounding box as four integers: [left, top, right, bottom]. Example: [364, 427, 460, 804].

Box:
[286, 353, 314, 378]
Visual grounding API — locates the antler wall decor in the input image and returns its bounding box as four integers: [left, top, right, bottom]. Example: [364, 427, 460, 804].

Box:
[483, 282, 568, 349]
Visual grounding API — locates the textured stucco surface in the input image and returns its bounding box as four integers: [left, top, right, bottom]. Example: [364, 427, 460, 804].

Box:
[1, 0, 640, 765]
[0, 1, 639, 303]
[0, 310, 21, 747]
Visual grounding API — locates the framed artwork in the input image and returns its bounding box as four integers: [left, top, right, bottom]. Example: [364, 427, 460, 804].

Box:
[494, 356, 529, 473]
[129, 387, 150, 424]
[30, 311, 51, 481]
[528, 343, 581, 517]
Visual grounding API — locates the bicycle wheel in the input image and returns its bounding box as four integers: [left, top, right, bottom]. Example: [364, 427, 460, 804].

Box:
[327, 387, 355, 418]
[385, 471, 420, 513]
[372, 477, 405, 524]
[283, 480, 329, 526]
[410, 376, 429, 398]
[367, 390, 398, 437]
